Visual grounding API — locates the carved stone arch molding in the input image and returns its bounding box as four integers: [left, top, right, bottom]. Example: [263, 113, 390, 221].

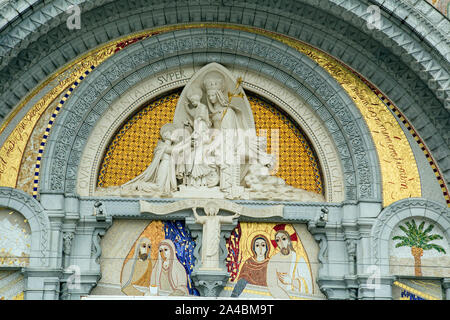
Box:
[371, 198, 450, 275]
[77, 65, 346, 202]
[39, 29, 382, 202]
[0, 187, 50, 267]
[0, 0, 448, 111]
[1, 1, 449, 188]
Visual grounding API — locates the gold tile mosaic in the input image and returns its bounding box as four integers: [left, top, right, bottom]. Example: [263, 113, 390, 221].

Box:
[98, 92, 179, 188]
[249, 96, 323, 194]
[97, 90, 323, 195]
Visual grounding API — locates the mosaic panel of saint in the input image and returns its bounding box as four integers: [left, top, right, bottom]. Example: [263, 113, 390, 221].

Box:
[92, 220, 198, 296]
[225, 222, 323, 300]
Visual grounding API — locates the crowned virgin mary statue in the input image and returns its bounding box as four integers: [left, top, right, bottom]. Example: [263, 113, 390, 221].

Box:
[99, 63, 324, 202]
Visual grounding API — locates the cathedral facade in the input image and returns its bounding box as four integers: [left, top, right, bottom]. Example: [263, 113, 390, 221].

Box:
[0, 0, 449, 300]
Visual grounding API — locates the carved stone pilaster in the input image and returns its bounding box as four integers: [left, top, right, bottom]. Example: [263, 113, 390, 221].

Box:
[313, 233, 328, 278]
[346, 239, 357, 276]
[308, 220, 329, 279]
[186, 212, 237, 296]
[91, 229, 106, 266]
[442, 278, 450, 300]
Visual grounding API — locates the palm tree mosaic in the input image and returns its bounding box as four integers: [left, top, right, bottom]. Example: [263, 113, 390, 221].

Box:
[392, 219, 446, 276]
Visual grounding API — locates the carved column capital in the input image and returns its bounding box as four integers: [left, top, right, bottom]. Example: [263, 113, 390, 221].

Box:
[190, 270, 230, 297]
[62, 231, 75, 256]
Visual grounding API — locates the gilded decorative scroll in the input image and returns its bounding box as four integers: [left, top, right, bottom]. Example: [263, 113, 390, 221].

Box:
[274, 41, 421, 206]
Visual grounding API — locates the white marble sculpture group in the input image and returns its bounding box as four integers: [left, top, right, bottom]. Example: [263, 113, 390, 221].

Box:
[99, 63, 324, 202]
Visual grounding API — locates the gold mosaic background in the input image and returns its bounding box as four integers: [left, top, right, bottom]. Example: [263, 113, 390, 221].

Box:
[97, 89, 323, 195]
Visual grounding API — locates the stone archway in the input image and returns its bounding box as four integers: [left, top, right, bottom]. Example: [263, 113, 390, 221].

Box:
[0, 1, 448, 188]
[39, 29, 382, 203]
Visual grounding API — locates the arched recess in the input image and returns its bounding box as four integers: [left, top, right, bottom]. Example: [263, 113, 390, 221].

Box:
[76, 66, 344, 202]
[38, 29, 382, 202]
[0, 187, 50, 268]
[0, 0, 448, 187]
[371, 198, 450, 276]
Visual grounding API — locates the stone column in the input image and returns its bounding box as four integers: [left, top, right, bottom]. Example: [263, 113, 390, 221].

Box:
[40, 192, 65, 270]
[356, 218, 375, 276]
[442, 278, 450, 300]
[62, 231, 75, 268]
[24, 192, 65, 299]
[62, 195, 80, 269]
